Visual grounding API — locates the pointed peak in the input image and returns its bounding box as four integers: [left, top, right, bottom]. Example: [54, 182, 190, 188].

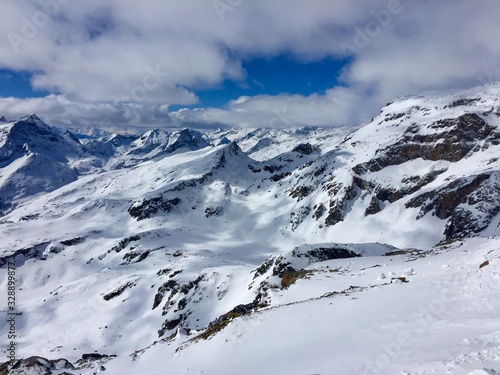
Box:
[165, 128, 209, 153]
[227, 140, 243, 155]
[16, 114, 51, 130]
[22, 114, 42, 122]
[63, 130, 82, 144]
[213, 141, 246, 170]
[216, 136, 231, 146]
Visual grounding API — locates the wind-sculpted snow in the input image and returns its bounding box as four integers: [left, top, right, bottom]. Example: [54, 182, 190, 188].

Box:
[1, 83, 500, 374]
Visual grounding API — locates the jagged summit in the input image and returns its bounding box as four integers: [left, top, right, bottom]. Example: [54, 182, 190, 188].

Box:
[0, 114, 81, 164]
[21, 113, 43, 122]
[216, 136, 231, 146]
[165, 128, 209, 154]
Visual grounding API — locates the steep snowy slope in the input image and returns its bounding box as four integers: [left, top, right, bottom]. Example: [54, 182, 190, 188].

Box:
[0, 115, 81, 165]
[277, 84, 500, 247]
[1, 83, 500, 374]
[0, 115, 87, 214]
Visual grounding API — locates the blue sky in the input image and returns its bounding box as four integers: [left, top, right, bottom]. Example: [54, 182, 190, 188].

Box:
[0, 1, 499, 128]
[185, 56, 348, 109]
[1, 57, 348, 110]
[0, 70, 49, 99]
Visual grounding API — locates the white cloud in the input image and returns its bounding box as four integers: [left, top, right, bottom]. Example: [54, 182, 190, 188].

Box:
[0, 95, 173, 128]
[170, 86, 370, 128]
[0, 0, 499, 128]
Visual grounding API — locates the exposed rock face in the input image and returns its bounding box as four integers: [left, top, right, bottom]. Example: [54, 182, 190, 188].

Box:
[200, 300, 262, 339]
[129, 197, 181, 220]
[292, 143, 319, 155]
[152, 279, 179, 310]
[290, 206, 311, 231]
[0, 354, 115, 375]
[356, 114, 499, 173]
[103, 281, 137, 301]
[110, 235, 141, 253]
[324, 183, 357, 226]
[406, 172, 500, 240]
[205, 205, 224, 217]
[297, 97, 500, 243]
[365, 196, 383, 216]
[248, 138, 273, 154]
[157, 274, 205, 337]
[165, 128, 209, 154]
[272, 245, 361, 278]
[289, 185, 315, 201]
[406, 174, 491, 220]
[0, 242, 51, 267]
[0, 356, 74, 375]
[251, 244, 362, 293]
[312, 203, 326, 220]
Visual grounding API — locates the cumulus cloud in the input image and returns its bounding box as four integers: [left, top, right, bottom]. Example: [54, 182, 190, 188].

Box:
[0, 0, 499, 128]
[171, 87, 370, 128]
[0, 95, 173, 128]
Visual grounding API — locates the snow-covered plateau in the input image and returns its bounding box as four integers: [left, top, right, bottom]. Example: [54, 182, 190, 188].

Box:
[1, 84, 500, 374]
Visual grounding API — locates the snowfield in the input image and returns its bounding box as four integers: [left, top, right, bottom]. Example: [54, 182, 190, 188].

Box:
[107, 238, 500, 375]
[1, 83, 500, 374]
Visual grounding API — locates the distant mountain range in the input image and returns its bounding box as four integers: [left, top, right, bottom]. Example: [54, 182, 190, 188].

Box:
[1, 83, 500, 374]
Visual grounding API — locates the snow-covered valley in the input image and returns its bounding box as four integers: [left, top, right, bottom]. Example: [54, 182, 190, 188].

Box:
[1, 84, 500, 374]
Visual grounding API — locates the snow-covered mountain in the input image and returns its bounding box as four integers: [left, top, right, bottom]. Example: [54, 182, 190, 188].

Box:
[0, 115, 84, 214]
[1, 84, 500, 374]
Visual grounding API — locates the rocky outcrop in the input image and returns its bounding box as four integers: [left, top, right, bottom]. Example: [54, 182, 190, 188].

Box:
[197, 300, 262, 340]
[289, 185, 315, 201]
[252, 244, 363, 292]
[129, 197, 181, 220]
[103, 280, 137, 301]
[0, 242, 51, 268]
[205, 205, 224, 217]
[324, 183, 358, 226]
[110, 235, 141, 253]
[356, 114, 499, 173]
[292, 143, 320, 155]
[157, 274, 205, 337]
[406, 174, 491, 219]
[360, 169, 448, 216]
[271, 245, 361, 279]
[0, 353, 115, 375]
[406, 173, 500, 240]
[0, 356, 74, 375]
[290, 206, 311, 231]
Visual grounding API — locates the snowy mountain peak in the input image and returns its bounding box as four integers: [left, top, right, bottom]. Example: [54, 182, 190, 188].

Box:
[21, 113, 43, 122]
[0, 114, 80, 164]
[63, 130, 82, 145]
[225, 140, 244, 156]
[164, 128, 209, 154]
